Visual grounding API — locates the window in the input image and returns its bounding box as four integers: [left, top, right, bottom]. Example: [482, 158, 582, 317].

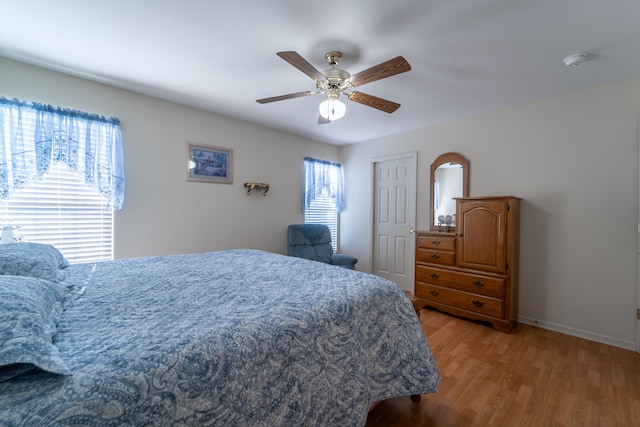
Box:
[0, 164, 113, 263]
[303, 157, 344, 251]
[0, 97, 124, 263]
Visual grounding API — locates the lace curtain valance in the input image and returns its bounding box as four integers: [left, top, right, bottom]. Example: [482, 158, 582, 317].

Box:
[0, 97, 124, 210]
[303, 156, 345, 213]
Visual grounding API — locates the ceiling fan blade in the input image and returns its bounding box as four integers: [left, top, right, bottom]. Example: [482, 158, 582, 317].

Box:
[277, 51, 327, 82]
[349, 56, 411, 87]
[256, 91, 316, 104]
[347, 91, 401, 113]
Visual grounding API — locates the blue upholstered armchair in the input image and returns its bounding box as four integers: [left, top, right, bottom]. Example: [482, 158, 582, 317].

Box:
[287, 224, 358, 270]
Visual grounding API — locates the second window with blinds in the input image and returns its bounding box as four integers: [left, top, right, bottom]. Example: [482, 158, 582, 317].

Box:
[303, 157, 344, 252]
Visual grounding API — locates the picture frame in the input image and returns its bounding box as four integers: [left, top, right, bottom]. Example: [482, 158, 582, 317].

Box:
[187, 142, 233, 184]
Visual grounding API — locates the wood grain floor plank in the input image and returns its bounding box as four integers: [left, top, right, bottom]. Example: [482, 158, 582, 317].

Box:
[366, 309, 640, 427]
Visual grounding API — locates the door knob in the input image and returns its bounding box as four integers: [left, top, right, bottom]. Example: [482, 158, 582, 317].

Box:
[409, 227, 415, 234]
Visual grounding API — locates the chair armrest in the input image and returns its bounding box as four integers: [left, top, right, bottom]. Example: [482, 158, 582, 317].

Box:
[331, 253, 358, 269]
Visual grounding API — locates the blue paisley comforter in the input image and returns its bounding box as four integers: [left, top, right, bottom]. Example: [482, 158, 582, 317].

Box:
[0, 249, 440, 426]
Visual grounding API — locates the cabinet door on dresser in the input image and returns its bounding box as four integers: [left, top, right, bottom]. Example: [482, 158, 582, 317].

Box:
[456, 198, 509, 274]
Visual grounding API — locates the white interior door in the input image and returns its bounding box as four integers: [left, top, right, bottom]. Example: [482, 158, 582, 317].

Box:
[372, 153, 417, 293]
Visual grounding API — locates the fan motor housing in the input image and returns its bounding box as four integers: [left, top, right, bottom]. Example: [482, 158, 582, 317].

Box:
[318, 68, 351, 91]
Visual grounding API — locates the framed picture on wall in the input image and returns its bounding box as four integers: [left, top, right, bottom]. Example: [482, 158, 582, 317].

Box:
[187, 142, 233, 184]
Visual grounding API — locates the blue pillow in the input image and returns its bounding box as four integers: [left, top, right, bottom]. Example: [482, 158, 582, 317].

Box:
[0, 275, 72, 381]
[0, 242, 69, 282]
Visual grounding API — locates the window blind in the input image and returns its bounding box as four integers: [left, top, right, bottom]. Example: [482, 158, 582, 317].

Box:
[0, 163, 113, 263]
[304, 193, 338, 252]
[303, 157, 343, 252]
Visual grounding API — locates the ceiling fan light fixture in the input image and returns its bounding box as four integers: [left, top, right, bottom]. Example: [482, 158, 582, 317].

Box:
[319, 98, 346, 121]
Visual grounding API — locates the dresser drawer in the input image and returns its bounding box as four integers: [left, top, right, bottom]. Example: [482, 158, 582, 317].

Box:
[416, 249, 455, 266]
[417, 235, 455, 251]
[416, 265, 505, 299]
[415, 283, 504, 318]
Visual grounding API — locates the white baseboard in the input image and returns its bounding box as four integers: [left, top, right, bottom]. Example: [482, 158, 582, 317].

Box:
[517, 315, 636, 351]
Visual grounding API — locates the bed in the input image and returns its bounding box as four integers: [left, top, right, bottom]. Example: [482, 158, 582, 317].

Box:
[0, 243, 440, 426]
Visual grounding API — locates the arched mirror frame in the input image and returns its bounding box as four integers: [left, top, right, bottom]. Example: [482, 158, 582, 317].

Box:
[429, 152, 469, 232]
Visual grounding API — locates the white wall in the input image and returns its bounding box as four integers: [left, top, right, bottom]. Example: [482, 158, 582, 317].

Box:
[340, 76, 640, 349]
[0, 57, 339, 258]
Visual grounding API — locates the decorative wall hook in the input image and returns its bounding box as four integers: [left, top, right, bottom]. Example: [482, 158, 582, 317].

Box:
[244, 182, 270, 196]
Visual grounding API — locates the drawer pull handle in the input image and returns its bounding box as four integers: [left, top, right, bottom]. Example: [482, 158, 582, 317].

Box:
[430, 290, 440, 297]
[431, 239, 440, 246]
[431, 253, 441, 259]
[472, 300, 484, 307]
[430, 273, 440, 279]
[472, 280, 485, 288]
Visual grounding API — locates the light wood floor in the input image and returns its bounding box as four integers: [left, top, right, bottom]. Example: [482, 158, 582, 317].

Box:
[366, 308, 640, 427]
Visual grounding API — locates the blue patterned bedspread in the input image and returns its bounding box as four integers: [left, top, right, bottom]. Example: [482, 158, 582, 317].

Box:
[0, 249, 440, 426]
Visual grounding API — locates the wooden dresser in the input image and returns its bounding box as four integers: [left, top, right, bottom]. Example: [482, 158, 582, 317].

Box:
[415, 196, 520, 332]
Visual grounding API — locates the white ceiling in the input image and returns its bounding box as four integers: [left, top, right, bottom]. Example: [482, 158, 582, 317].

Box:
[1, 0, 640, 145]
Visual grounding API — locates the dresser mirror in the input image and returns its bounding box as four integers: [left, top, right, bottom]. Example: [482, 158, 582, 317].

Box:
[430, 152, 469, 232]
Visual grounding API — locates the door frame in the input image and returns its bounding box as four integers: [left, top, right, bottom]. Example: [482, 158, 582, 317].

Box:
[370, 152, 418, 292]
[636, 113, 640, 353]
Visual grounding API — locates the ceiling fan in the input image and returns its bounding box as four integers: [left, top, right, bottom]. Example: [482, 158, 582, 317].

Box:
[256, 51, 411, 123]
